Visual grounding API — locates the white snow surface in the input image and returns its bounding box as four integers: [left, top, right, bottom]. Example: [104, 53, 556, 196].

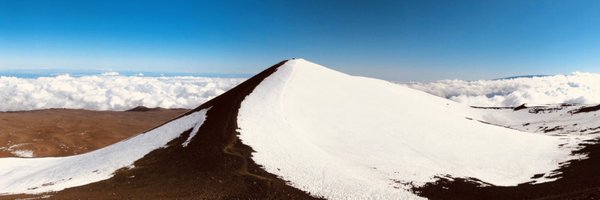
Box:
[0, 109, 207, 195]
[478, 105, 600, 135]
[404, 72, 600, 107]
[11, 150, 34, 158]
[182, 119, 204, 147]
[0, 74, 243, 111]
[238, 59, 582, 199]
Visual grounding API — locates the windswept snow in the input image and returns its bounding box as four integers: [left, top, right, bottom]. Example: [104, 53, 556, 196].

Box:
[238, 59, 582, 199]
[0, 109, 207, 194]
[0, 75, 243, 111]
[404, 72, 600, 107]
[182, 118, 204, 147]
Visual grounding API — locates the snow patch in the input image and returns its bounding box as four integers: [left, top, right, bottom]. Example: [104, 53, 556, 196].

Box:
[182, 108, 210, 147]
[12, 150, 33, 158]
[0, 144, 34, 158]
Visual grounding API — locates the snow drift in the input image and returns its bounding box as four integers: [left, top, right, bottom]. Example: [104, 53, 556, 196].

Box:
[0, 74, 243, 111]
[405, 72, 600, 107]
[237, 59, 582, 199]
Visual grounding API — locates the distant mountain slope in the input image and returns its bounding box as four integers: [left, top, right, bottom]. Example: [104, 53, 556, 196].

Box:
[493, 74, 549, 80]
[480, 104, 600, 135]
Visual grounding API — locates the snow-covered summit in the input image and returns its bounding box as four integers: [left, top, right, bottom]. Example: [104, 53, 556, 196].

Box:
[238, 59, 585, 199]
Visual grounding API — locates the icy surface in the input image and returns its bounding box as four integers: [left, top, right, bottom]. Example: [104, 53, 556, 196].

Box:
[0, 75, 243, 111]
[405, 72, 600, 107]
[238, 59, 582, 199]
[0, 110, 207, 194]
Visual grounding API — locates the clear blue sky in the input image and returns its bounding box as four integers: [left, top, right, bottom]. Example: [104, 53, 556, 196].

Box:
[1, 0, 599, 81]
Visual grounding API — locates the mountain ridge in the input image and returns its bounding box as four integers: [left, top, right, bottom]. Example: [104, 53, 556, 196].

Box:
[1, 59, 599, 199]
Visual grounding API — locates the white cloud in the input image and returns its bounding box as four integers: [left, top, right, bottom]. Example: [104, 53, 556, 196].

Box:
[0, 74, 245, 111]
[404, 72, 600, 107]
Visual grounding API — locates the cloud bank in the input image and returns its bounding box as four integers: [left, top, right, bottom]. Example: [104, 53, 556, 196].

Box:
[0, 74, 245, 111]
[404, 72, 600, 107]
[4, 71, 598, 111]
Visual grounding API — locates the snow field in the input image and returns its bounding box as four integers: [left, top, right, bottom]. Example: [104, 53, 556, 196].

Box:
[238, 59, 582, 199]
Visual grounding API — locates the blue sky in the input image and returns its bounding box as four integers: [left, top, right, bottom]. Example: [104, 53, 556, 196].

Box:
[0, 0, 599, 81]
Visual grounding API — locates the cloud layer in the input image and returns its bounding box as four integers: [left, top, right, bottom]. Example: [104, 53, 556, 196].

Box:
[4, 71, 599, 110]
[0, 74, 244, 111]
[404, 72, 600, 107]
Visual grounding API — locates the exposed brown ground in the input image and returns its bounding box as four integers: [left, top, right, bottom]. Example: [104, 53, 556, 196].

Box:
[0, 108, 188, 158]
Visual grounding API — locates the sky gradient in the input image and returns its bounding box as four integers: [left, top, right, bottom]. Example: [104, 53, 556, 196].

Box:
[1, 0, 599, 81]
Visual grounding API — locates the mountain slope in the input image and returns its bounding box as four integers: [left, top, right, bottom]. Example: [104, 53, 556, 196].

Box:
[0, 59, 594, 199]
[237, 59, 582, 199]
[0, 60, 318, 199]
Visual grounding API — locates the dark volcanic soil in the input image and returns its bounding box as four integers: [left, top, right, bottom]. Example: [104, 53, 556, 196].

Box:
[0, 108, 188, 158]
[572, 104, 600, 114]
[2, 60, 321, 199]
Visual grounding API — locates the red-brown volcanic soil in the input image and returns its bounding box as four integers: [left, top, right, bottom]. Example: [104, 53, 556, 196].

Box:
[0, 108, 188, 158]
